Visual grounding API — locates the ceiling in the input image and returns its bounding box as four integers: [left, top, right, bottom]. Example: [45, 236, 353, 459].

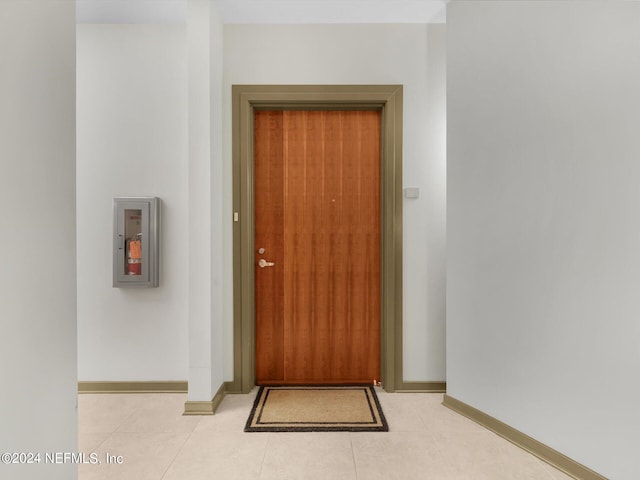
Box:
[76, 0, 448, 24]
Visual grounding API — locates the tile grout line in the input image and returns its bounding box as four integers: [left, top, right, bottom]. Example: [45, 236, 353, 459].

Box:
[77, 396, 139, 479]
[256, 432, 271, 480]
[158, 413, 203, 480]
[349, 433, 359, 480]
[112, 400, 144, 435]
[78, 429, 114, 478]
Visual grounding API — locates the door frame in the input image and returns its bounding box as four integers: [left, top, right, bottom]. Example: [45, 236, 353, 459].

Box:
[230, 85, 403, 393]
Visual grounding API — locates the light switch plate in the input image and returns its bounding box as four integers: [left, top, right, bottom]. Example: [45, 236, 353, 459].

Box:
[404, 187, 420, 199]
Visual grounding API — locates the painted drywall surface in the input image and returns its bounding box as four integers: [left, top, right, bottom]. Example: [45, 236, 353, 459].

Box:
[447, 2, 640, 479]
[222, 24, 447, 382]
[76, 0, 187, 24]
[185, 0, 226, 401]
[214, 0, 447, 24]
[0, 2, 77, 478]
[77, 24, 189, 381]
[187, 0, 213, 400]
[422, 23, 447, 380]
[209, 3, 226, 395]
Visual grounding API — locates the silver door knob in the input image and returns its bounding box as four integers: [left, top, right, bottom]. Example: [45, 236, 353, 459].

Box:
[258, 258, 275, 268]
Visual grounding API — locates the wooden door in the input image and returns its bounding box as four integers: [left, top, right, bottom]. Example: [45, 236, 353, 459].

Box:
[254, 110, 381, 384]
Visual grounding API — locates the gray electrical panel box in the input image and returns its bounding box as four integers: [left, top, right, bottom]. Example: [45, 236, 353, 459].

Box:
[113, 197, 160, 288]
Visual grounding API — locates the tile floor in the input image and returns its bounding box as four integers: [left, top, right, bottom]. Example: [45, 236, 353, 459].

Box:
[78, 389, 574, 480]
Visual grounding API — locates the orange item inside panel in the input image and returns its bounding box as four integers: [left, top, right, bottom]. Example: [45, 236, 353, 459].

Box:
[129, 240, 142, 259]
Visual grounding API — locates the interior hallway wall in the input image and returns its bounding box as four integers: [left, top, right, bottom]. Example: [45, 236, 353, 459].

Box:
[0, 2, 77, 478]
[447, 2, 640, 479]
[222, 24, 447, 382]
[186, 0, 226, 402]
[77, 24, 189, 382]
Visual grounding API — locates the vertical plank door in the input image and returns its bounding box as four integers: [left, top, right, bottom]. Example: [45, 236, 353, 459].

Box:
[255, 110, 381, 384]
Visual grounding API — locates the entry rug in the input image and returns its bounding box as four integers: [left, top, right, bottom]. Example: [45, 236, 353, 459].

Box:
[244, 385, 388, 432]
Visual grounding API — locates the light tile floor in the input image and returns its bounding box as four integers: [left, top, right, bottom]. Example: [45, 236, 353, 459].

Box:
[78, 389, 574, 480]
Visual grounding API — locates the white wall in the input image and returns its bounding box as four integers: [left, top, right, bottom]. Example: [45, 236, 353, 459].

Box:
[447, 2, 640, 479]
[209, 4, 226, 397]
[0, 2, 77, 479]
[222, 24, 447, 382]
[77, 24, 189, 381]
[185, 0, 226, 402]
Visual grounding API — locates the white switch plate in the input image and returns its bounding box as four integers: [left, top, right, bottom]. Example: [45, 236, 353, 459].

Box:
[404, 187, 420, 199]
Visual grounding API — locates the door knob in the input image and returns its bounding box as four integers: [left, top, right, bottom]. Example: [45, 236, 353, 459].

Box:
[258, 258, 275, 268]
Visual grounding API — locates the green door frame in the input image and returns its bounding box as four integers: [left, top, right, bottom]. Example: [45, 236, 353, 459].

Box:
[230, 85, 403, 393]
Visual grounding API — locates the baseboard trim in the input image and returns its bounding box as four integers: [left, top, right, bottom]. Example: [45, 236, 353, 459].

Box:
[183, 382, 226, 416]
[442, 395, 607, 480]
[78, 381, 188, 394]
[225, 380, 445, 394]
[223, 380, 242, 394]
[395, 381, 446, 393]
[211, 382, 226, 412]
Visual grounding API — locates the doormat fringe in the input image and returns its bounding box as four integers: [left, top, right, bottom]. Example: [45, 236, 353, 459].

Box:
[244, 385, 388, 432]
